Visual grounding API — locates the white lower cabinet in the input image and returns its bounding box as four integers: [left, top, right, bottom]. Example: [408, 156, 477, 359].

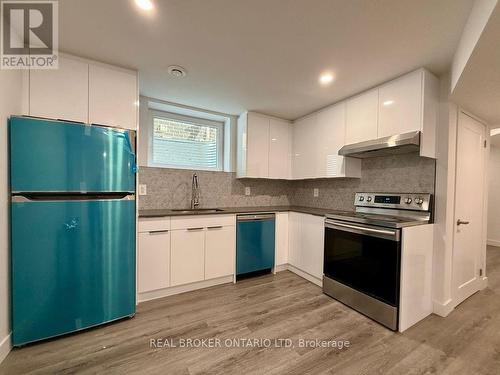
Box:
[137, 230, 170, 293]
[205, 226, 235, 279]
[138, 215, 236, 298]
[288, 212, 325, 281]
[300, 214, 325, 279]
[171, 228, 206, 286]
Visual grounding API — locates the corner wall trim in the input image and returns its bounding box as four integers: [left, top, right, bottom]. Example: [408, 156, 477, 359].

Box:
[0, 333, 11, 365]
[433, 298, 454, 317]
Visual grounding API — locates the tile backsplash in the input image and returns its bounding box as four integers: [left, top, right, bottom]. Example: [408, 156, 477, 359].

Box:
[138, 153, 436, 212]
[138, 167, 293, 209]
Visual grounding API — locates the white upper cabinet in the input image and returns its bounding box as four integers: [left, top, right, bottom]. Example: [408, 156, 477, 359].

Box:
[29, 55, 89, 123]
[26, 53, 138, 130]
[377, 69, 439, 157]
[315, 103, 361, 178]
[345, 89, 379, 145]
[269, 118, 292, 179]
[378, 70, 422, 138]
[292, 115, 316, 179]
[237, 112, 291, 179]
[89, 64, 137, 130]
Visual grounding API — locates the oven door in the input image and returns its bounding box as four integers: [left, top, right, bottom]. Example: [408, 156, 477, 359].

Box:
[324, 219, 401, 307]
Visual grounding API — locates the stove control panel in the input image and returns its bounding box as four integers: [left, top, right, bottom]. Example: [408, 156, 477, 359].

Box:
[355, 193, 431, 211]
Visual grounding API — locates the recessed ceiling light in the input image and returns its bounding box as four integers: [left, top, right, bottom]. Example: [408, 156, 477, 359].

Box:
[167, 65, 187, 78]
[319, 72, 334, 85]
[135, 0, 154, 11]
[383, 100, 395, 106]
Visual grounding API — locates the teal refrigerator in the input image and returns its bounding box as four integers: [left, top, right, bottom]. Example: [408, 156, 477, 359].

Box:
[9, 116, 137, 346]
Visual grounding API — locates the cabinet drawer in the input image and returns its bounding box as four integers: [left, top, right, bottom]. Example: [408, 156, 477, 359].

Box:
[171, 214, 235, 230]
[138, 217, 171, 233]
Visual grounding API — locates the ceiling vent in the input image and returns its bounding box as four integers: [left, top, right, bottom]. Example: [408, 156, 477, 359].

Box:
[167, 65, 187, 78]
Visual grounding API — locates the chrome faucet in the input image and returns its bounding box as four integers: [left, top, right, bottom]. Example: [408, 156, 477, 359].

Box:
[191, 173, 200, 209]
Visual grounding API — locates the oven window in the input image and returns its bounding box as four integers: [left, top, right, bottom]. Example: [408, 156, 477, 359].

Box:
[324, 227, 401, 306]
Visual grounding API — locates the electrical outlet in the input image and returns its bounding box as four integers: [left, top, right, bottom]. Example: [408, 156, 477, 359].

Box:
[245, 187, 251, 196]
[313, 188, 319, 197]
[139, 184, 147, 196]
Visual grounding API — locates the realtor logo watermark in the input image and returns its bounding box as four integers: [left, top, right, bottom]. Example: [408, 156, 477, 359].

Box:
[1, 0, 58, 69]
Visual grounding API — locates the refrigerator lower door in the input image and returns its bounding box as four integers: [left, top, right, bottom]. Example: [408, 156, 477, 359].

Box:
[11, 197, 136, 346]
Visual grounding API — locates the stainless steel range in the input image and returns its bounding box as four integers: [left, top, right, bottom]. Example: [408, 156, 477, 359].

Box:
[323, 192, 432, 330]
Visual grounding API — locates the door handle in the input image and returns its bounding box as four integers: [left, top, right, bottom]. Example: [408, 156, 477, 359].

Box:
[457, 219, 470, 226]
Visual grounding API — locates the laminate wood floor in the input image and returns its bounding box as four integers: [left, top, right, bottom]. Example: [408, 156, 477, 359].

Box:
[2, 247, 500, 375]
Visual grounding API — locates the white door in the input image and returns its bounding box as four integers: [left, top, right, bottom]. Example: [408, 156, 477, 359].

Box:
[269, 118, 291, 179]
[452, 112, 487, 306]
[170, 228, 205, 286]
[205, 226, 235, 279]
[137, 231, 170, 293]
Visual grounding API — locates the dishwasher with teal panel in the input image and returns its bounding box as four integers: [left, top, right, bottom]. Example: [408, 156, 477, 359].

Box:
[236, 214, 275, 278]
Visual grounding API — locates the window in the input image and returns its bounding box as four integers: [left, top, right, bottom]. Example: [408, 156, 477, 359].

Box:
[151, 113, 223, 171]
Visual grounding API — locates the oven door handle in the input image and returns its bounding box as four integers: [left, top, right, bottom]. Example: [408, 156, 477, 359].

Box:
[325, 220, 400, 241]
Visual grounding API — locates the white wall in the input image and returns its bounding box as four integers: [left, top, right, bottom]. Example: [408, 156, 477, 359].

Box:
[451, 0, 498, 91]
[487, 144, 500, 246]
[0, 70, 23, 363]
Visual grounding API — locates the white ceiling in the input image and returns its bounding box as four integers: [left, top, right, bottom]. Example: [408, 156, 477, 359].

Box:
[451, 4, 500, 126]
[59, 0, 473, 120]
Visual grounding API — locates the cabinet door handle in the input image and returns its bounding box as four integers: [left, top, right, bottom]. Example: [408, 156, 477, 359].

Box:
[207, 225, 223, 230]
[149, 230, 169, 234]
[187, 227, 204, 231]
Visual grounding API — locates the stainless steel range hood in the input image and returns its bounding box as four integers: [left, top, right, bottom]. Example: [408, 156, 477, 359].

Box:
[338, 131, 421, 158]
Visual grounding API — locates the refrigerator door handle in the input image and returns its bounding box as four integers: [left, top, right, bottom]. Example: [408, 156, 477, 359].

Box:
[12, 194, 135, 202]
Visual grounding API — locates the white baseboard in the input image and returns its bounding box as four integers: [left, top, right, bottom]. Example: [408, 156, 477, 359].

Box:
[138, 275, 234, 303]
[433, 298, 454, 317]
[0, 333, 11, 365]
[487, 239, 500, 247]
[286, 264, 322, 287]
[479, 276, 488, 290]
[274, 264, 288, 273]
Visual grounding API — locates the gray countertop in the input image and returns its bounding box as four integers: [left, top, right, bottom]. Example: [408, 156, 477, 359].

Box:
[139, 206, 350, 218]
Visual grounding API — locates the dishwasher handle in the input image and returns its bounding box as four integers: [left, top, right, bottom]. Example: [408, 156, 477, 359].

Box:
[237, 213, 275, 222]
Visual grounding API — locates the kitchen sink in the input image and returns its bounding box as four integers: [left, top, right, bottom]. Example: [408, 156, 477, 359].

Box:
[171, 208, 225, 214]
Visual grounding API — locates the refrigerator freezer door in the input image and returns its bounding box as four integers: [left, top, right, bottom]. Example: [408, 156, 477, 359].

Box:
[11, 198, 136, 346]
[10, 117, 136, 193]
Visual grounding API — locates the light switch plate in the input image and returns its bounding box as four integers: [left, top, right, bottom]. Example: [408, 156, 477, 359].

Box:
[139, 184, 147, 196]
[313, 188, 319, 197]
[245, 187, 251, 196]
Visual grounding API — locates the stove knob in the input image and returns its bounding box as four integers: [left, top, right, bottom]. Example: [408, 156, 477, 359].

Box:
[415, 198, 423, 205]
[405, 197, 412, 204]
[359, 196, 365, 202]
[367, 196, 372, 202]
